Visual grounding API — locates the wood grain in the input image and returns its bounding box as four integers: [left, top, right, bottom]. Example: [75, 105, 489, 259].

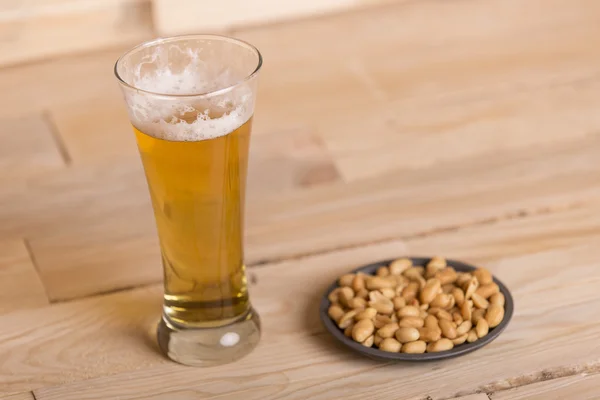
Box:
[0, 393, 35, 400]
[3, 201, 596, 398]
[0, 240, 49, 314]
[450, 395, 490, 400]
[491, 373, 600, 400]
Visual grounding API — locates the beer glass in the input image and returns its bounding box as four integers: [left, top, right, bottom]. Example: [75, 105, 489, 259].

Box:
[114, 35, 262, 366]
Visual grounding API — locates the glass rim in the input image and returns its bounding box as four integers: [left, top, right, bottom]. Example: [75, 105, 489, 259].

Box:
[114, 34, 263, 99]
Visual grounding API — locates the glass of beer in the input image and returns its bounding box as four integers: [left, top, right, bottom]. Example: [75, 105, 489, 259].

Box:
[114, 35, 262, 366]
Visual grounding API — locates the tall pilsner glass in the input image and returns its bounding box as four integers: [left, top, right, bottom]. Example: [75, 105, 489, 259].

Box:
[114, 35, 262, 366]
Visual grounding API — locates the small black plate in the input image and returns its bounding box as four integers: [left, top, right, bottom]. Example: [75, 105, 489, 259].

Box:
[320, 257, 514, 361]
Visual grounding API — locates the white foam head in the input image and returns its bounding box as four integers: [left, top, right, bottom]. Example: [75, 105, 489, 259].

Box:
[116, 38, 259, 142]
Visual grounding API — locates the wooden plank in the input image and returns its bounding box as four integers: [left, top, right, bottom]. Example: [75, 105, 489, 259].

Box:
[491, 373, 600, 400]
[0, 240, 49, 314]
[0, 116, 66, 181]
[450, 395, 489, 400]
[13, 130, 600, 301]
[0, 393, 35, 400]
[27, 202, 600, 398]
[153, 0, 395, 34]
[0, 0, 152, 66]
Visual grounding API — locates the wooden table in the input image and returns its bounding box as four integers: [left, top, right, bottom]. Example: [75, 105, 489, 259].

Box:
[2, 0, 600, 398]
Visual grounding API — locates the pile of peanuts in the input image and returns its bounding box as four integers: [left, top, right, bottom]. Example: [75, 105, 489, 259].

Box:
[327, 257, 506, 354]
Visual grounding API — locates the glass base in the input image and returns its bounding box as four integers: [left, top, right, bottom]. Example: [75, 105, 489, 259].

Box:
[157, 307, 261, 367]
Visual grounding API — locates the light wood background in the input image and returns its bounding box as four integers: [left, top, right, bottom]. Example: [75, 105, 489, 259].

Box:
[2, 0, 600, 398]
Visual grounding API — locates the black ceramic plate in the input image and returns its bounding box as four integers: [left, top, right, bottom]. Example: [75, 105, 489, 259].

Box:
[320, 257, 514, 361]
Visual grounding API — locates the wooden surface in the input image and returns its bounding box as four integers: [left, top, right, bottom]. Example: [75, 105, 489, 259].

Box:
[1, 0, 600, 398]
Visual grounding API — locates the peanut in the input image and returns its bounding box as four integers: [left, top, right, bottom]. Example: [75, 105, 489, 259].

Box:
[464, 277, 479, 300]
[490, 292, 505, 307]
[430, 293, 452, 309]
[352, 275, 366, 292]
[328, 305, 345, 323]
[393, 296, 406, 310]
[376, 266, 390, 277]
[344, 323, 355, 337]
[456, 272, 473, 287]
[476, 283, 500, 299]
[486, 304, 505, 328]
[339, 274, 355, 287]
[447, 294, 456, 310]
[395, 327, 420, 343]
[461, 300, 472, 321]
[439, 319, 457, 339]
[401, 282, 419, 302]
[418, 326, 442, 342]
[402, 340, 427, 354]
[366, 276, 396, 290]
[456, 320, 472, 336]
[362, 335, 374, 347]
[379, 338, 402, 352]
[420, 278, 441, 304]
[419, 309, 428, 319]
[328, 288, 341, 304]
[348, 297, 367, 310]
[467, 329, 479, 343]
[373, 334, 383, 347]
[437, 267, 458, 285]
[420, 303, 429, 311]
[452, 334, 468, 345]
[442, 283, 454, 294]
[424, 314, 439, 328]
[374, 314, 393, 329]
[389, 258, 412, 275]
[397, 305, 420, 318]
[378, 322, 400, 339]
[355, 307, 377, 321]
[476, 318, 489, 338]
[426, 256, 447, 278]
[398, 316, 425, 328]
[380, 287, 396, 299]
[355, 288, 369, 299]
[352, 319, 375, 343]
[338, 310, 358, 329]
[473, 267, 493, 285]
[436, 309, 453, 321]
[404, 266, 425, 281]
[452, 311, 463, 325]
[472, 308, 486, 325]
[452, 287, 465, 307]
[339, 287, 354, 307]
[369, 291, 394, 315]
[427, 338, 454, 353]
[471, 292, 489, 309]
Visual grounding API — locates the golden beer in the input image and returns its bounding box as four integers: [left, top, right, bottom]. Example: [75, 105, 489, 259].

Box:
[115, 34, 262, 366]
[134, 119, 252, 326]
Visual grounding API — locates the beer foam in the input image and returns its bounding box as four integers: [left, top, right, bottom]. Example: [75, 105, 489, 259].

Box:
[123, 46, 255, 142]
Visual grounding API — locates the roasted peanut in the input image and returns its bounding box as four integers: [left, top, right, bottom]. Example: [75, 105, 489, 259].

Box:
[369, 291, 394, 315]
[352, 275, 366, 292]
[472, 308, 486, 325]
[418, 326, 442, 342]
[439, 319, 457, 339]
[452, 311, 463, 325]
[402, 340, 427, 354]
[398, 316, 425, 328]
[395, 327, 420, 343]
[344, 323, 355, 337]
[430, 293, 452, 309]
[380, 287, 396, 299]
[437, 267, 458, 285]
[427, 338, 454, 352]
[419, 309, 428, 319]
[471, 292, 489, 309]
[404, 266, 425, 281]
[362, 335, 374, 347]
[339, 274, 355, 287]
[328, 305, 345, 322]
[476, 319, 489, 338]
[355, 307, 377, 321]
[464, 277, 479, 300]
[366, 276, 395, 290]
[379, 338, 402, 352]
[328, 288, 341, 304]
[456, 272, 473, 287]
[389, 258, 412, 275]
[420, 278, 441, 304]
[447, 295, 456, 310]
[467, 329, 479, 343]
[426, 256, 447, 278]
[473, 267, 493, 285]
[408, 298, 420, 307]
[374, 314, 393, 329]
[339, 287, 355, 307]
[338, 310, 358, 329]
[424, 314, 439, 328]
[378, 322, 400, 339]
[436, 309, 453, 321]
[461, 300, 472, 321]
[348, 297, 367, 310]
[352, 319, 375, 343]
[376, 266, 390, 277]
[452, 287, 465, 307]
[490, 292, 505, 307]
[476, 283, 499, 299]
[373, 334, 383, 347]
[442, 283, 454, 294]
[420, 303, 429, 311]
[393, 296, 406, 310]
[456, 320, 472, 336]
[397, 305, 420, 318]
[486, 304, 504, 328]
[452, 334, 468, 345]
[355, 288, 369, 299]
[401, 282, 419, 302]
[391, 313, 398, 322]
